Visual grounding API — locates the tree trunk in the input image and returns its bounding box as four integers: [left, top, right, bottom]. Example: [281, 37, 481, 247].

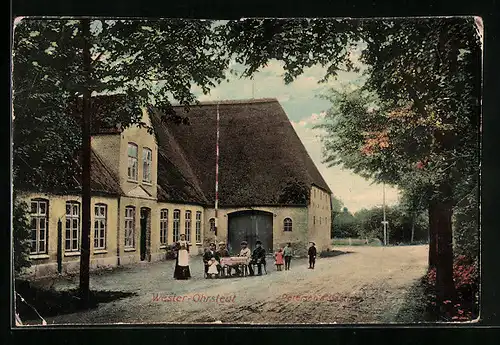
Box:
[428, 202, 438, 268]
[410, 211, 417, 243]
[79, 18, 92, 305]
[435, 197, 456, 314]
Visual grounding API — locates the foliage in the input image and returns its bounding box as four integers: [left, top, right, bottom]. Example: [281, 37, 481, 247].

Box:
[453, 183, 479, 260]
[164, 244, 177, 260]
[332, 207, 358, 238]
[220, 18, 358, 84]
[13, 199, 32, 275]
[12, 19, 230, 193]
[331, 203, 428, 243]
[422, 255, 479, 321]
[354, 206, 428, 244]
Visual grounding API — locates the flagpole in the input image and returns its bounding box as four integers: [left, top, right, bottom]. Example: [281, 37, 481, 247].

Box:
[214, 101, 220, 244]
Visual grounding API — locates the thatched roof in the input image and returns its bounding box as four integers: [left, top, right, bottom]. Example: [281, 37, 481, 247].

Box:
[153, 98, 331, 206]
[88, 150, 124, 196]
[149, 111, 208, 205]
[16, 148, 123, 197]
[20, 97, 331, 204]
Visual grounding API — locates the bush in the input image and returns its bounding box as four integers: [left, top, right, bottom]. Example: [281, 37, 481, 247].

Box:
[422, 255, 479, 321]
[13, 199, 31, 275]
[164, 244, 176, 260]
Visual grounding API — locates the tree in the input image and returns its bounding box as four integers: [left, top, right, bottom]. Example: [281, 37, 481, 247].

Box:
[332, 207, 358, 238]
[222, 17, 480, 310]
[12, 18, 230, 303]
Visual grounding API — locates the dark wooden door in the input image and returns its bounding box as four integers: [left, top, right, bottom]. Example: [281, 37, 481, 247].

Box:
[228, 211, 273, 254]
[140, 208, 149, 261]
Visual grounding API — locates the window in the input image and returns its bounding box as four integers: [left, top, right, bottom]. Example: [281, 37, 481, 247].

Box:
[160, 209, 168, 245]
[173, 209, 180, 242]
[195, 211, 202, 243]
[209, 218, 215, 232]
[127, 143, 138, 181]
[65, 201, 80, 252]
[29, 200, 48, 254]
[124, 206, 135, 248]
[185, 210, 192, 242]
[142, 147, 152, 183]
[314, 189, 316, 198]
[283, 218, 292, 232]
[94, 204, 107, 250]
[320, 217, 322, 225]
[313, 216, 316, 225]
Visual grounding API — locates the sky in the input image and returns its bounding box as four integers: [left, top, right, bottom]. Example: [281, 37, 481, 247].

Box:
[192, 55, 401, 213]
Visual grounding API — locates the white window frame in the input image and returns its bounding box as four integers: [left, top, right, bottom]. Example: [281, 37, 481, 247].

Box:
[195, 211, 202, 243]
[283, 217, 293, 232]
[127, 143, 138, 181]
[142, 147, 152, 183]
[29, 200, 48, 254]
[185, 210, 192, 242]
[65, 201, 80, 252]
[173, 209, 180, 242]
[124, 206, 136, 248]
[160, 209, 168, 245]
[94, 204, 107, 250]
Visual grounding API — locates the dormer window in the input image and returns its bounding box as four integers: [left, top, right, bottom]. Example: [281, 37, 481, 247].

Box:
[142, 147, 152, 183]
[127, 143, 138, 181]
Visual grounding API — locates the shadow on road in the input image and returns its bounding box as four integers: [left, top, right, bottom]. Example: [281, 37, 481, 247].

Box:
[15, 279, 137, 323]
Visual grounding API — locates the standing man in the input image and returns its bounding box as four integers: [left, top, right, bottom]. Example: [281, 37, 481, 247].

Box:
[203, 242, 220, 277]
[308, 242, 317, 269]
[283, 242, 293, 270]
[249, 240, 266, 276]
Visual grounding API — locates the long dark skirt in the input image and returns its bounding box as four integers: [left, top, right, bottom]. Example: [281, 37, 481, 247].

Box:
[174, 256, 191, 280]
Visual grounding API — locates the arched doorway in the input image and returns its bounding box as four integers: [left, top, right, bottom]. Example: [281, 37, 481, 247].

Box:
[227, 210, 273, 254]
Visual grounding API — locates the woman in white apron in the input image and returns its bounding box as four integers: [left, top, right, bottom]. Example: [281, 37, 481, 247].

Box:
[174, 234, 191, 279]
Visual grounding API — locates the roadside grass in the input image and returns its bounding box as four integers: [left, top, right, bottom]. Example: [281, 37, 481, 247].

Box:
[391, 278, 431, 323]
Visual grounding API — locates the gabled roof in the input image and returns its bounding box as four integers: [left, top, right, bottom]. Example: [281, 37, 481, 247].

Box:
[154, 98, 331, 207]
[16, 148, 124, 197]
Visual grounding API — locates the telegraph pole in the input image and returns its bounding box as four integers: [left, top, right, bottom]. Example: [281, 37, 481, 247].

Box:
[381, 182, 388, 245]
[214, 101, 220, 244]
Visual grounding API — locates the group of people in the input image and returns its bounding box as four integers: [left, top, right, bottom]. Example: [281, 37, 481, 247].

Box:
[273, 242, 316, 270]
[202, 240, 266, 277]
[172, 233, 318, 280]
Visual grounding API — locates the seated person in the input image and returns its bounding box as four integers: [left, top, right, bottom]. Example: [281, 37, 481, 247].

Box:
[234, 241, 251, 275]
[217, 242, 231, 276]
[249, 240, 266, 276]
[203, 242, 220, 276]
[207, 257, 220, 278]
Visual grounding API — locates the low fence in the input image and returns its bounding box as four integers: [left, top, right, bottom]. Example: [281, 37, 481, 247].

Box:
[332, 238, 383, 246]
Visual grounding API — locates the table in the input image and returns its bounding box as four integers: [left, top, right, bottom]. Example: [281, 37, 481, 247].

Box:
[220, 256, 251, 277]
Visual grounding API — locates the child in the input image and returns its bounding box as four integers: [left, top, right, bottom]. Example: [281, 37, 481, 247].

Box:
[207, 257, 219, 278]
[274, 248, 284, 271]
[308, 242, 317, 269]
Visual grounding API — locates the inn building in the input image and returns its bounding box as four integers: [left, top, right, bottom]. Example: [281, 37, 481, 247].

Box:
[18, 98, 333, 278]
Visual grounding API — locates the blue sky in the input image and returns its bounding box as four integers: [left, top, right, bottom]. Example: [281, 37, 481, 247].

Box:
[192, 54, 400, 213]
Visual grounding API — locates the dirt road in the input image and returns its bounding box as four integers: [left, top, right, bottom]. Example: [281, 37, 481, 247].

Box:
[42, 245, 428, 324]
